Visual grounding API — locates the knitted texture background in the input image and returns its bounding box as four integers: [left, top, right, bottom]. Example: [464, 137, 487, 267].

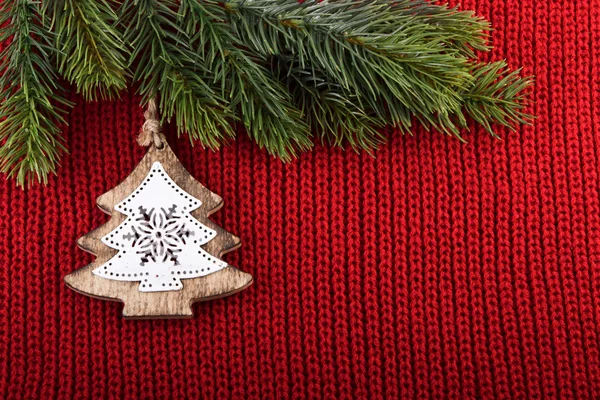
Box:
[2, 0, 600, 398]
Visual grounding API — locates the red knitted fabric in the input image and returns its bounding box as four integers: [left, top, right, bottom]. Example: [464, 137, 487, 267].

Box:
[2, 0, 600, 398]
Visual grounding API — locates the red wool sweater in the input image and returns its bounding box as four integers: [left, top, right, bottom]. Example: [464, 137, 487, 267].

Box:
[2, 0, 600, 398]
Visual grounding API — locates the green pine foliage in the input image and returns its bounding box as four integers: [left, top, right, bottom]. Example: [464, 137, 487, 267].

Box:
[44, 0, 128, 100]
[121, 0, 236, 148]
[181, 0, 312, 159]
[0, 0, 73, 185]
[0, 0, 533, 186]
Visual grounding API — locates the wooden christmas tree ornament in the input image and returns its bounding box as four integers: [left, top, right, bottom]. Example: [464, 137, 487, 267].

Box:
[64, 101, 253, 319]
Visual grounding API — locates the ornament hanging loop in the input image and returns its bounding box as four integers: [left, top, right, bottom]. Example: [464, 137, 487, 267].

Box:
[138, 98, 165, 149]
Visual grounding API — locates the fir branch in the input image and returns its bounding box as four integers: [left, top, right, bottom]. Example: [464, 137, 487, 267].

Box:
[226, 51, 312, 159]
[121, 0, 236, 147]
[0, 0, 73, 186]
[0, 0, 534, 186]
[226, 0, 476, 119]
[226, 0, 531, 139]
[463, 61, 533, 136]
[277, 58, 386, 150]
[181, 0, 313, 159]
[44, 0, 128, 100]
[369, 0, 491, 58]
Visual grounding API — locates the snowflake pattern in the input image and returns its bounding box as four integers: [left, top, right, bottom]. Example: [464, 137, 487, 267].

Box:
[124, 205, 193, 266]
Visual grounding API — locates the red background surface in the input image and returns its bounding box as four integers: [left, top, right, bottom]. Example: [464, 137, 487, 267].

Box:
[2, 0, 600, 398]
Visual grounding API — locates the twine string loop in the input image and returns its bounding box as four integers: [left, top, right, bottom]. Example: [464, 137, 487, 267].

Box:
[137, 98, 165, 148]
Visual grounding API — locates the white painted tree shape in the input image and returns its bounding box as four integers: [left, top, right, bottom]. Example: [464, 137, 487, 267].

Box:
[93, 162, 227, 292]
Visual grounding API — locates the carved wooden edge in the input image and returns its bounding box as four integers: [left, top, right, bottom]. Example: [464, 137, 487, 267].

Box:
[64, 266, 253, 319]
[63, 143, 253, 319]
